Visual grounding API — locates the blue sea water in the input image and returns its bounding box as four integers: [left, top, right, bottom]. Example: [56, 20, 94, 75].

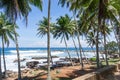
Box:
[3, 47, 95, 55]
[1, 47, 98, 72]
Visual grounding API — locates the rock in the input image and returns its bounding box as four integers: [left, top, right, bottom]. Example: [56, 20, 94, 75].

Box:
[20, 65, 26, 68]
[13, 58, 26, 63]
[32, 57, 47, 60]
[26, 61, 39, 69]
[32, 56, 59, 60]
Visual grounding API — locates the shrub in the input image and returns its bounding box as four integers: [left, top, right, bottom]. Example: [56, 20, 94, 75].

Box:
[90, 57, 96, 62]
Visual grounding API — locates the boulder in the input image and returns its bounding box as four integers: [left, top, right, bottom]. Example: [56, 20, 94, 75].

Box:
[13, 58, 26, 63]
[32, 57, 47, 60]
[26, 61, 39, 69]
[32, 56, 59, 60]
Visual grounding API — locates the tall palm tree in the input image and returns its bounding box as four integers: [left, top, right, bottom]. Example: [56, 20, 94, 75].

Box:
[59, 0, 120, 68]
[100, 22, 111, 66]
[70, 30, 81, 66]
[53, 14, 74, 66]
[37, 17, 54, 37]
[0, 0, 42, 79]
[47, 0, 51, 80]
[37, 17, 54, 66]
[0, 1, 31, 79]
[0, 12, 15, 78]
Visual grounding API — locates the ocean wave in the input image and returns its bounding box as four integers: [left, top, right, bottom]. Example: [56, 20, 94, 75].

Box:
[9, 50, 40, 53]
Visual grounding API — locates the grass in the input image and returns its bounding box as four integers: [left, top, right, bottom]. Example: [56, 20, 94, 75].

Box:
[101, 58, 120, 65]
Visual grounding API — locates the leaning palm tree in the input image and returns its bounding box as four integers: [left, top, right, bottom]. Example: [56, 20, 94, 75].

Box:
[0, 12, 16, 78]
[70, 28, 81, 66]
[100, 23, 111, 66]
[53, 14, 74, 66]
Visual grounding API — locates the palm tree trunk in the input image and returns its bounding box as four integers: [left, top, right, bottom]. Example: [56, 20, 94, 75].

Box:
[47, 0, 51, 80]
[2, 35, 7, 78]
[0, 47, 2, 80]
[90, 46, 96, 56]
[77, 35, 84, 70]
[104, 34, 108, 66]
[50, 52, 53, 66]
[82, 49, 89, 64]
[118, 27, 120, 57]
[64, 36, 73, 66]
[73, 13, 83, 69]
[72, 36, 81, 65]
[13, 23, 21, 80]
[96, 0, 102, 68]
[96, 31, 100, 68]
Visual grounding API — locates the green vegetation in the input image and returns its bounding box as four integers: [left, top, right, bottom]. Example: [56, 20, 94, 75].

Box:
[90, 57, 96, 62]
[105, 41, 118, 54]
[0, 0, 120, 80]
[102, 58, 120, 65]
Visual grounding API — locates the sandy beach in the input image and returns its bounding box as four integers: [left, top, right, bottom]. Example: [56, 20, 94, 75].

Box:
[4, 64, 97, 80]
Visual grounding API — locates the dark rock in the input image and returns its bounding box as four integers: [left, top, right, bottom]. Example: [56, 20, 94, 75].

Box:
[32, 56, 59, 60]
[32, 57, 47, 60]
[20, 66, 25, 68]
[13, 58, 26, 63]
[26, 61, 39, 69]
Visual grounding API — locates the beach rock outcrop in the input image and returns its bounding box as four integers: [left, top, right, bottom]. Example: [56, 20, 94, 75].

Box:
[32, 57, 47, 60]
[32, 56, 58, 60]
[26, 61, 39, 68]
[13, 58, 26, 63]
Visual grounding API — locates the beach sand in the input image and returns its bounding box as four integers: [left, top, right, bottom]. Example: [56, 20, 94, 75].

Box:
[4, 64, 120, 80]
[4, 64, 96, 80]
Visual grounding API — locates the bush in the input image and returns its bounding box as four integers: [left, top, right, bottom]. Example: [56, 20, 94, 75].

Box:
[90, 57, 96, 62]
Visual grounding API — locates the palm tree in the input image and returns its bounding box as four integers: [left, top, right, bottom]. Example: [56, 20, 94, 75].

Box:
[70, 29, 81, 66]
[74, 19, 84, 69]
[100, 22, 111, 66]
[0, 0, 42, 79]
[0, 1, 31, 79]
[37, 17, 54, 37]
[53, 14, 74, 66]
[0, 12, 15, 78]
[59, 0, 120, 68]
[47, 0, 51, 80]
[37, 17, 54, 66]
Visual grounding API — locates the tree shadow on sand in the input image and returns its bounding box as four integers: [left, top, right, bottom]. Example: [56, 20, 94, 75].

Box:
[55, 68, 97, 80]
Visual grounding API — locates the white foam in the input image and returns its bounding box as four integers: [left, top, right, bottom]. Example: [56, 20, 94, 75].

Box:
[1, 50, 64, 72]
[9, 50, 40, 54]
[2, 50, 102, 72]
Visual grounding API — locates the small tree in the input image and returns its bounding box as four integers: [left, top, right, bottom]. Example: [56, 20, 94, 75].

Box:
[105, 41, 118, 55]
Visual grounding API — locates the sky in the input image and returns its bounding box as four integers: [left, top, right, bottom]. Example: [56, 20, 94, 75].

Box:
[8, 0, 115, 48]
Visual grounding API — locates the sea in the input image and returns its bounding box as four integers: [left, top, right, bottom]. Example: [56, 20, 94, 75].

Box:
[0, 47, 104, 72]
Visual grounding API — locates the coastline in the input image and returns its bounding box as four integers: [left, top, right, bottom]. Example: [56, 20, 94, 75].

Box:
[1, 47, 104, 72]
